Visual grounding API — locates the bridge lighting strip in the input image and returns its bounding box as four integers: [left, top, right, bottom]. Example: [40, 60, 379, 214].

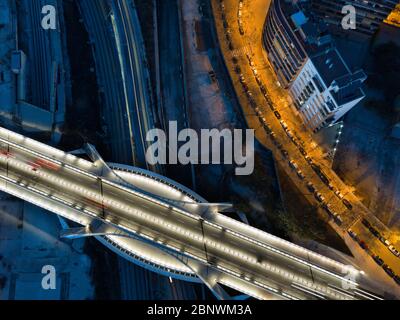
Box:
[354, 288, 384, 300]
[281, 292, 300, 300]
[291, 283, 328, 300]
[326, 285, 355, 300]
[218, 279, 266, 300]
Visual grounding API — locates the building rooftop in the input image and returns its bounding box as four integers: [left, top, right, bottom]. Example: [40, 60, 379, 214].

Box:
[310, 48, 350, 88]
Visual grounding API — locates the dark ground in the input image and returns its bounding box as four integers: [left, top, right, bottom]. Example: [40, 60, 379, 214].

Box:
[60, 0, 120, 299]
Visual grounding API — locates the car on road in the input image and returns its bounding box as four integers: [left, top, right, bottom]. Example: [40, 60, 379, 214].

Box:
[333, 214, 343, 226]
[342, 198, 353, 210]
[307, 182, 316, 193]
[290, 136, 298, 146]
[389, 245, 400, 257]
[335, 190, 345, 200]
[280, 149, 289, 158]
[274, 111, 281, 119]
[359, 240, 368, 250]
[246, 91, 253, 99]
[362, 218, 371, 228]
[382, 264, 395, 278]
[279, 120, 288, 130]
[322, 203, 334, 215]
[264, 125, 272, 134]
[299, 147, 307, 156]
[304, 155, 313, 165]
[379, 236, 390, 246]
[289, 160, 298, 170]
[268, 102, 275, 111]
[372, 254, 384, 266]
[314, 192, 325, 203]
[286, 130, 294, 139]
[347, 229, 358, 240]
[296, 170, 305, 180]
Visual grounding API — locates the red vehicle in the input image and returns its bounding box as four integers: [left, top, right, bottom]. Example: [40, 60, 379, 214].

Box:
[359, 240, 368, 250]
[0, 150, 14, 158]
[33, 158, 61, 171]
[27, 160, 41, 171]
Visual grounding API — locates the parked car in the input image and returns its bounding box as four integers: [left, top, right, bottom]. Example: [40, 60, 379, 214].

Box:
[274, 111, 281, 119]
[335, 190, 345, 200]
[314, 192, 325, 203]
[370, 227, 380, 238]
[296, 170, 305, 180]
[304, 155, 313, 165]
[389, 245, 400, 257]
[280, 149, 289, 158]
[322, 203, 334, 216]
[333, 214, 343, 226]
[372, 254, 384, 266]
[266, 104, 276, 112]
[289, 160, 298, 170]
[347, 229, 358, 240]
[342, 198, 353, 210]
[307, 182, 316, 193]
[286, 130, 294, 140]
[264, 126, 272, 135]
[359, 240, 368, 250]
[362, 218, 371, 228]
[382, 264, 395, 278]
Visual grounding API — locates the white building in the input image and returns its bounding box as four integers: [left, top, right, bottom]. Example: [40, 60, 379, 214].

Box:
[290, 48, 366, 132]
[263, 0, 367, 132]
